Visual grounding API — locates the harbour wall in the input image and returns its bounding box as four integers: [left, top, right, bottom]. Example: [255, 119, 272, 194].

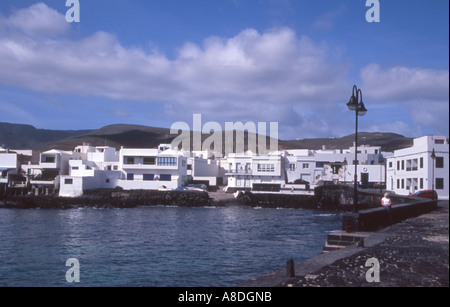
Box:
[342, 199, 438, 232]
[0, 189, 213, 209]
[1, 185, 425, 211]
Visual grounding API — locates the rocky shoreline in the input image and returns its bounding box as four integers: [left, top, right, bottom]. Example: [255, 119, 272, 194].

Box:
[0, 190, 214, 209]
[0, 186, 421, 211]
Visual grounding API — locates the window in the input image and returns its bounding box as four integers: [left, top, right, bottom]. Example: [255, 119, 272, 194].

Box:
[436, 157, 444, 168]
[420, 157, 424, 168]
[187, 164, 192, 170]
[124, 157, 135, 165]
[397, 161, 400, 170]
[406, 159, 418, 171]
[64, 179, 73, 185]
[106, 179, 110, 183]
[401, 179, 405, 189]
[289, 164, 296, 171]
[420, 178, 424, 189]
[157, 157, 177, 166]
[160, 174, 172, 181]
[303, 163, 309, 169]
[397, 179, 400, 189]
[143, 174, 155, 181]
[127, 173, 134, 181]
[113, 165, 119, 171]
[331, 165, 341, 175]
[257, 164, 275, 173]
[435, 139, 445, 144]
[401, 160, 405, 170]
[72, 166, 79, 170]
[41, 156, 56, 163]
[412, 159, 418, 171]
[143, 157, 156, 165]
[436, 178, 444, 190]
[389, 162, 393, 168]
[316, 162, 324, 168]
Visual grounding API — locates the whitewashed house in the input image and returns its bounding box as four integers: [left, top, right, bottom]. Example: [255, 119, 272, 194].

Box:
[225, 151, 288, 192]
[59, 146, 121, 197]
[187, 151, 227, 187]
[29, 149, 77, 194]
[387, 135, 449, 199]
[0, 148, 19, 189]
[117, 146, 188, 190]
[225, 144, 387, 193]
[285, 144, 386, 187]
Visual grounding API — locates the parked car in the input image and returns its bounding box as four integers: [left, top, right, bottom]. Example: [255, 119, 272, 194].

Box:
[186, 184, 207, 191]
[410, 190, 438, 200]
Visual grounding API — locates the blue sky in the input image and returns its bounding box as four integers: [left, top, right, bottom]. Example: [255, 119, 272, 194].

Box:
[0, 0, 448, 140]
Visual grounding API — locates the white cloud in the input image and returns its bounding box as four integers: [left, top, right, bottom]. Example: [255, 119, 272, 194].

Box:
[360, 64, 449, 137]
[0, 4, 350, 139]
[361, 64, 449, 102]
[0, 3, 447, 139]
[0, 3, 69, 38]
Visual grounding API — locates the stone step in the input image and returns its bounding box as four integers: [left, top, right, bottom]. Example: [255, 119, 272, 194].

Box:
[323, 232, 369, 253]
[322, 243, 347, 253]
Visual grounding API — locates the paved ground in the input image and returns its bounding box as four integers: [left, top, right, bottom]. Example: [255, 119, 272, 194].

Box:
[238, 201, 449, 287]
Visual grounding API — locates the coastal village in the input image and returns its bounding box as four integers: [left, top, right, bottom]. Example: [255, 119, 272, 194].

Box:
[0, 134, 448, 201]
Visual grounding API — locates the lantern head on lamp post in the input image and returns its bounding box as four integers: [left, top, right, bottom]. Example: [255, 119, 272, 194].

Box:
[431, 149, 436, 200]
[347, 85, 368, 213]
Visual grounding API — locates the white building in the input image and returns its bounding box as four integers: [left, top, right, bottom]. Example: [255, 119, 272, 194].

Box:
[117, 146, 188, 191]
[187, 151, 227, 187]
[0, 148, 19, 188]
[285, 144, 386, 187]
[59, 145, 121, 197]
[387, 135, 449, 199]
[59, 144, 192, 197]
[29, 149, 77, 194]
[225, 151, 288, 192]
[225, 144, 387, 193]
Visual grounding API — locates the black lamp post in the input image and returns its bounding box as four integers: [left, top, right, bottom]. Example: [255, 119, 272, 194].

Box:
[346, 85, 368, 213]
[431, 148, 436, 200]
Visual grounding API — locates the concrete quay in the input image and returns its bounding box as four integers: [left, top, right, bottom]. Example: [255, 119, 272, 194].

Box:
[237, 200, 449, 287]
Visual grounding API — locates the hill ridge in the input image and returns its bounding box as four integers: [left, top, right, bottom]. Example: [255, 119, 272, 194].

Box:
[0, 122, 414, 153]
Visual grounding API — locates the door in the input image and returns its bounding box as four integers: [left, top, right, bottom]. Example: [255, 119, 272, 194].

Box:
[361, 173, 369, 185]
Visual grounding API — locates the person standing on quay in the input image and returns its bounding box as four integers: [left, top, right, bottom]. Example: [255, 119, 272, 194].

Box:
[381, 193, 393, 224]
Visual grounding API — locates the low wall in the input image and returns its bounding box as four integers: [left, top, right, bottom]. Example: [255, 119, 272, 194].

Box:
[342, 200, 438, 232]
[0, 189, 212, 209]
[314, 185, 421, 211]
[236, 191, 315, 209]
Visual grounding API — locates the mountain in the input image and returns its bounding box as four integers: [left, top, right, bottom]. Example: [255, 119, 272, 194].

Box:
[0, 122, 92, 150]
[0, 122, 414, 153]
[280, 132, 415, 152]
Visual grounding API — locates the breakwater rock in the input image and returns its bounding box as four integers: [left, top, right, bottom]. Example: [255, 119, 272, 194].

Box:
[236, 192, 317, 209]
[314, 185, 420, 211]
[237, 185, 420, 211]
[0, 190, 213, 209]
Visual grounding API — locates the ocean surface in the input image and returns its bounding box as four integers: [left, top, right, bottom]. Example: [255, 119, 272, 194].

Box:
[0, 205, 341, 287]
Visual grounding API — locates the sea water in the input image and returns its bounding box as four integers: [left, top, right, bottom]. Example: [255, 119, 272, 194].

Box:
[0, 205, 341, 287]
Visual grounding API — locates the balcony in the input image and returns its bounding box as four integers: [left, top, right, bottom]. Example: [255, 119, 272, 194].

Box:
[225, 170, 252, 176]
[30, 170, 59, 186]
